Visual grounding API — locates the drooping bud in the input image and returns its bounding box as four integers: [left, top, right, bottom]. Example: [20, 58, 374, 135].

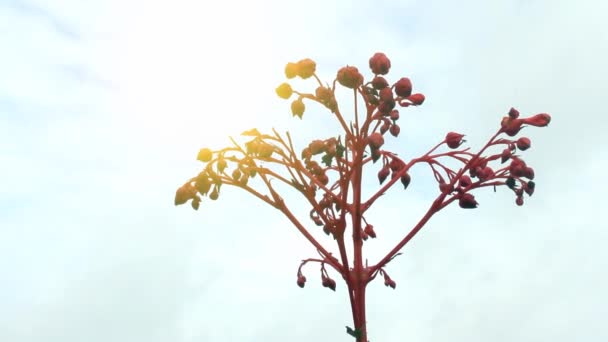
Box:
[505, 177, 516, 189]
[459, 175, 472, 188]
[524, 180, 535, 196]
[439, 182, 453, 194]
[322, 276, 337, 291]
[515, 196, 524, 206]
[191, 196, 200, 210]
[197, 148, 213, 162]
[378, 166, 390, 185]
[291, 99, 305, 118]
[275, 83, 293, 99]
[400, 173, 411, 190]
[389, 158, 405, 172]
[389, 110, 400, 121]
[389, 124, 400, 137]
[501, 148, 512, 163]
[368, 132, 385, 149]
[384, 278, 396, 289]
[523, 113, 551, 127]
[516, 137, 531, 151]
[508, 107, 520, 119]
[297, 275, 307, 288]
[394, 77, 412, 97]
[296, 58, 316, 79]
[209, 186, 219, 200]
[364, 224, 376, 238]
[371, 76, 389, 89]
[337, 66, 364, 89]
[459, 193, 478, 208]
[445, 132, 466, 149]
[369, 52, 391, 75]
[522, 166, 535, 180]
[478, 166, 495, 181]
[175, 183, 196, 205]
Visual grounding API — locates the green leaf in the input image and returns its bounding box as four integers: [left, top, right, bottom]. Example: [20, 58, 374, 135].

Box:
[345, 326, 362, 338]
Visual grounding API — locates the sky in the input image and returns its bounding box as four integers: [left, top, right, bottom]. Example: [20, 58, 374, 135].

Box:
[1, 0, 607, 341]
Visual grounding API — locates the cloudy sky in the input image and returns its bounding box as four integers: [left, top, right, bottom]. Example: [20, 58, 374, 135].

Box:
[1, 0, 607, 341]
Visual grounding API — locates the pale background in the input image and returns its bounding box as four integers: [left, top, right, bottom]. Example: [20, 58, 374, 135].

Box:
[1, 0, 607, 341]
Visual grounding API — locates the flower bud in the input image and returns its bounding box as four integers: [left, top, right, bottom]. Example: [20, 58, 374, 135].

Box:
[322, 277, 336, 291]
[523, 113, 551, 127]
[524, 180, 535, 196]
[379, 87, 393, 102]
[361, 230, 369, 240]
[389, 158, 405, 172]
[378, 100, 396, 114]
[285, 62, 298, 79]
[371, 76, 389, 89]
[390, 124, 400, 137]
[516, 196, 524, 206]
[275, 83, 293, 99]
[401, 173, 411, 190]
[478, 166, 495, 181]
[315, 86, 332, 102]
[368, 132, 385, 149]
[439, 182, 453, 194]
[459, 175, 472, 188]
[296, 58, 316, 79]
[516, 137, 531, 151]
[459, 193, 478, 208]
[394, 78, 412, 97]
[407, 93, 425, 105]
[501, 117, 524, 136]
[369, 52, 391, 75]
[384, 278, 396, 289]
[337, 66, 364, 89]
[389, 110, 400, 121]
[197, 148, 213, 162]
[508, 107, 520, 119]
[191, 196, 201, 210]
[195, 175, 212, 195]
[501, 148, 512, 163]
[209, 187, 219, 200]
[364, 224, 377, 238]
[297, 275, 307, 288]
[445, 132, 466, 149]
[378, 166, 390, 185]
[505, 177, 516, 189]
[522, 166, 535, 180]
[291, 99, 305, 118]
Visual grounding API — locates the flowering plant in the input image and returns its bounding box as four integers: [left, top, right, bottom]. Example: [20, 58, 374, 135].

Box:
[174, 52, 551, 341]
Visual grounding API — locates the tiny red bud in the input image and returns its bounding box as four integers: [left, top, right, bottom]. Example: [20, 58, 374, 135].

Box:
[406, 93, 425, 105]
[371, 76, 389, 89]
[394, 77, 412, 97]
[364, 224, 376, 238]
[508, 107, 520, 119]
[459, 193, 478, 209]
[516, 137, 531, 151]
[459, 175, 472, 188]
[400, 173, 411, 190]
[501, 148, 512, 163]
[516, 196, 524, 206]
[445, 132, 466, 149]
[523, 113, 551, 127]
[501, 118, 524, 136]
[384, 278, 396, 289]
[378, 166, 390, 185]
[369, 52, 391, 75]
[297, 275, 307, 288]
[389, 110, 400, 121]
[389, 124, 400, 137]
[368, 132, 385, 149]
[379, 87, 393, 102]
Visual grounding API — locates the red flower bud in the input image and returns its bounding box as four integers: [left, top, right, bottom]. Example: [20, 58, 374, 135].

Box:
[368, 132, 385, 149]
[407, 93, 425, 105]
[275, 83, 293, 99]
[379, 87, 393, 102]
[361, 230, 369, 240]
[384, 278, 396, 289]
[501, 117, 524, 136]
[459, 175, 472, 188]
[197, 148, 213, 163]
[322, 277, 336, 291]
[371, 76, 389, 89]
[389, 158, 405, 172]
[378, 166, 390, 185]
[285, 62, 298, 79]
[478, 166, 495, 181]
[439, 182, 453, 194]
[364, 224, 377, 238]
[524, 180, 535, 196]
[459, 193, 478, 208]
[296, 58, 316, 79]
[389, 110, 400, 121]
[337, 66, 364, 89]
[378, 100, 396, 114]
[516, 137, 531, 151]
[390, 124, 401, 137]
[508, 107, 520, 119]
[445, 132, 466, 149]
[522, 166, 535, 180]
[523, 113, 551, 127]
[369, 52, 391, 75]
[501, 148, 512, 163]
[394, 77, 412, 97]
[516, 196, 524, 206]
[297, 275, 307, 288]
[401, 173, 411, 190]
